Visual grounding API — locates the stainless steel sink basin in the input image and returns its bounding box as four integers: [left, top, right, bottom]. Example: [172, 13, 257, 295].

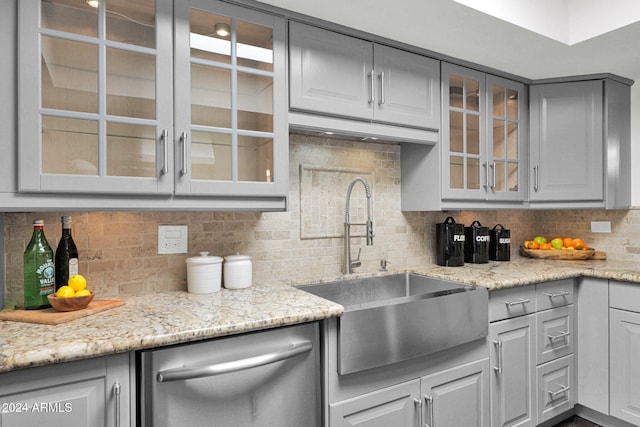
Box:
[298, 273, 488, 374]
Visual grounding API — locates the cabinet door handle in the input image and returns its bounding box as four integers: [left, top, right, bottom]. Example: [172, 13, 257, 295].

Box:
[491, 161, 496, 189]
[492, 340, 503, 374]
[424, 394, 434, 427]
[368, 70, 375, 104]
[545, 291, 570, 298]
[413, 398, 422, 427]
[533, 165, 539, 192]
[378, 71, 385, 105]
[504, 298, 530, 307]
[483, 162, 489, 188]
[112, 382, 121, 427]
[180, 131, 188, 176]
[548, 383, 570, 398]
[160, 129, 169, 175]
[547, 331, 570, 341]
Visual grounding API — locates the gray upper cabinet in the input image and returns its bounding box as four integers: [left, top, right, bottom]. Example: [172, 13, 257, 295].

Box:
[289, 21, 440, 130]
[14, 0, 287, 210]
[529, 78, 631, 209]
[402, 63, 527, 211]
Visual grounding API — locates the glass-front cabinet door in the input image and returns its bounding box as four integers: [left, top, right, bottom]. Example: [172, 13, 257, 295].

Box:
[442, 63, 526, 203]
[19, 0, 173, 194]
[442, 63, 486, 201]
[173, 0, 287, 197]
[486, 75, 526, 201]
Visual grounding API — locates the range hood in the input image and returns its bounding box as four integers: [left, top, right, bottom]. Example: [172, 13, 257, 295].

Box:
[289, 111, 439, 145]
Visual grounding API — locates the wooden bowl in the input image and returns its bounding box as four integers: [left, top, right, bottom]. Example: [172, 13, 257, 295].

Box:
[520, 246, 596, 260]
[47, 291, 95, 312]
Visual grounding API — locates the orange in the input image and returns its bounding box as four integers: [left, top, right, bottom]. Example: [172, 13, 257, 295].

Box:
[539, 243, 552, 250]
[528, 241, 540, 249]
[572, 238, 587, 250]
[562, 237, 574, 248]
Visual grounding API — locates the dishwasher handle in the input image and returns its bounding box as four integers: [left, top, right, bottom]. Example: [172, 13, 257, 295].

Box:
[156, 340, 313, 383]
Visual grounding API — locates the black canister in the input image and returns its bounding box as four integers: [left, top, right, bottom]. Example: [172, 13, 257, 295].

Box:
[435, 217, 465, 267]
[489, 224, 511, 261]
[464, 220, 489, 264]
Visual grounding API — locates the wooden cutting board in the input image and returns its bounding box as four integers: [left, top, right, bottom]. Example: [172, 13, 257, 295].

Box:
[0, 299, 125, 325]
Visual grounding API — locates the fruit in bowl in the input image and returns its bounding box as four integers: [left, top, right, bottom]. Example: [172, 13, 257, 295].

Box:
[47, 274, 95, 312]
[48, 290, 94, 312]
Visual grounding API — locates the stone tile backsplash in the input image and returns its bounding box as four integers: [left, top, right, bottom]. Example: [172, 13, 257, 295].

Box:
[2, 134, 640, 308]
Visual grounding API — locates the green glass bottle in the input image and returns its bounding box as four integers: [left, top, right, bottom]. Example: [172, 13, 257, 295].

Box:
[23, 220, 55, 309]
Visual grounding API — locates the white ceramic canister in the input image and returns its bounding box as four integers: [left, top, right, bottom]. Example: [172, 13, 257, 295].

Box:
[185, 252, 223, 294]
[223, 253, 252, 289]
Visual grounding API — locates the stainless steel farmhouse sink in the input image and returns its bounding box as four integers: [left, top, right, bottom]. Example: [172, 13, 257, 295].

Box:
[298, 273, 488, 374]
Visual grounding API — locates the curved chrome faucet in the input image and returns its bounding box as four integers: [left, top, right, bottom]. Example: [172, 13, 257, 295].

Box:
[344, 177, 374, 274]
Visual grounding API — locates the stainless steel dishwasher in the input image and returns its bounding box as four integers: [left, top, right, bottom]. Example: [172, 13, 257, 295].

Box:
[138, 322, 320, 427]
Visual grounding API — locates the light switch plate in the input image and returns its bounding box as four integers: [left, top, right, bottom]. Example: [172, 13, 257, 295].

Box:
[158, 225, 188, 254]
[591, 221, 611, 233]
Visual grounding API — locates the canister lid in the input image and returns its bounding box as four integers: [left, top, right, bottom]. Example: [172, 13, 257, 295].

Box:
[224, 253, 251, 262]
[185, 252, 223, 264]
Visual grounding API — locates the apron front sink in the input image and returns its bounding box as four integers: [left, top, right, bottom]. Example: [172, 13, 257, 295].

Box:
[299, 273, 488, 374]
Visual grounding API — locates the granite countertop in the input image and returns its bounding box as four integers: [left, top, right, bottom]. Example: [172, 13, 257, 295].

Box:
[1, 256, 639, 374]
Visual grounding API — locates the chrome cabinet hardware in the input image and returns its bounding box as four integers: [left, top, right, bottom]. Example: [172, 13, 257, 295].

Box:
[180, 132, 188, 175]
[547, 331, 571, 341]
[491, 161, 496, 189]
[413, 398, 422, 427]
[378, 71, 385, 105]
[424, 394, 434, 427]
[160, 129, 169, 175]
[504, 298, 530, 307]
[548, 383, 570, 398]
[112, 382, 121, 427]
[533, 165, 539, 191]
[156, 340, 312, 382]
[368, 70, 375, 104]
[545, 291, 570, 298]
[492, 340, 503, 374]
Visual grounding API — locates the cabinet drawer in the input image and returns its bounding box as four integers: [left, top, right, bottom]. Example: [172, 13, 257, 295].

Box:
[536, 279, 574, 311]
[536, 305, 574, 365]
[489, 286, 536, 322]
[609, 280, 640, 312]
[536, 354, 574, 423]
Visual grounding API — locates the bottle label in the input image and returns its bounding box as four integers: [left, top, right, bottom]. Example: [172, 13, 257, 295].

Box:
[36, 259, 55, 295]
[69, 258, 79, 276]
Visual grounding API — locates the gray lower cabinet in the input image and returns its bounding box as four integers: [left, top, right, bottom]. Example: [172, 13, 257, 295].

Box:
[329, 380, 421, 426]
[609, 280, 640, 426]
[289, 21, 440, 130]
[329, 359, 489, 427]
[529, 78, 631, 208]
[489, 279, 575, 427]
[421, 359, 490, 427]
[0, 353, 132, 427]
[490, 315, 536, 427]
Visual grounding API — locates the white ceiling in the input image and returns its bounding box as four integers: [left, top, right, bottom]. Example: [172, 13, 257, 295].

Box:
[257, 0, 640, 83]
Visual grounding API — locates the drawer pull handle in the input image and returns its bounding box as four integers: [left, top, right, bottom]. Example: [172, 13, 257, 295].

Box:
[548, 383, 570, 398]
[545, 291, 570, 298]
[547, 331, 570, 341]
[504, 298, 530, 307]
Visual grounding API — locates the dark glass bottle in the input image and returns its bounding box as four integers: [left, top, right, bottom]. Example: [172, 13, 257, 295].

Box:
[55, 216, 79, 291]
[23, 220, 55, 309]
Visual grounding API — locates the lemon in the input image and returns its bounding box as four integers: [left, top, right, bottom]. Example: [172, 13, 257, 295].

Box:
[74, 289, 91, 297]
[68, 274, 87, 292]
[56, 286, 75, 298]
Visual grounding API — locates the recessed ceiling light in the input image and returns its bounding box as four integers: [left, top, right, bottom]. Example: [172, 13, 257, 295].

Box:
[214, 23, 230, 38]
[85, 0, 99, 8]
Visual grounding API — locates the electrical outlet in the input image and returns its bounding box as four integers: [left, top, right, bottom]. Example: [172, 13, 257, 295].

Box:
[591, 221, 611, 233]
[158, 225, 188, 254]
